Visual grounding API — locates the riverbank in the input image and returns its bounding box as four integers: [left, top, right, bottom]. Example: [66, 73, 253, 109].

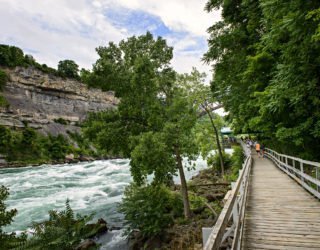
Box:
[128, 168, 232, 250]
[127, 147, 243, 249]
[0, 155, 121, 169]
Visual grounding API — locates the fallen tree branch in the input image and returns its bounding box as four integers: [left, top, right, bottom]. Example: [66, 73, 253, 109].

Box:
[188, 183, 230, 187]
[204, 202, 218, 218]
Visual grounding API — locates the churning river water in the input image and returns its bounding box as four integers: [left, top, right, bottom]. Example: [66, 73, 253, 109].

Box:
[0, 153, 224, 249]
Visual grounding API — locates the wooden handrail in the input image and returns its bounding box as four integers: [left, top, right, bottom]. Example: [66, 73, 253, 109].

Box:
[264, 148, 320, 199]
[203, 141, 252, 250]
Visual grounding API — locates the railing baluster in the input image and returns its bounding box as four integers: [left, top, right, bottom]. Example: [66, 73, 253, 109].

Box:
[317, 167, 319, 193]
[300, 161, 304, 183]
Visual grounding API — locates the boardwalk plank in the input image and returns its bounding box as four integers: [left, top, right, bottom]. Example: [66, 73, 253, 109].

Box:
[242, 153, 320, 249]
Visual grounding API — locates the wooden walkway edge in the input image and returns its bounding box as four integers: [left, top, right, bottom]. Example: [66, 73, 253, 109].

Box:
[242, 153, 320, 249]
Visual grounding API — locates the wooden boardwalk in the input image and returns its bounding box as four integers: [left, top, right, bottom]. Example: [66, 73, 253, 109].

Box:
[242, 153, 320, 249]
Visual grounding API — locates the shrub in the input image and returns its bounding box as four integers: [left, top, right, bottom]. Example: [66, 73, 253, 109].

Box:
[54, 117, 69, 125]
[227, 146, 246, 181]
[0, 69, 8, 90]
[0, 186, 27, 249]
[231, 146, 245, 168]
[0, 126, 73, 163]
[189, 192, 206, 211]
[25, 200, 99, 250]
[119, 184, 183, 237]
[207, 152, 232, 173]
[0, 96, 8, 107]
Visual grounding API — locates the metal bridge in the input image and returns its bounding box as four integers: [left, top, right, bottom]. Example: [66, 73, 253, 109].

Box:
[202, 142, 320, 249]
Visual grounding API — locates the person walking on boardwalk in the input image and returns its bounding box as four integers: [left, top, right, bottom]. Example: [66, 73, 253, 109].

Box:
[260, 144, 265, 158]
[255, 142, 261, 157]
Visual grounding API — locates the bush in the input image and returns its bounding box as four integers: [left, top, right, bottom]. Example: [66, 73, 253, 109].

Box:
[0, 69, 8, 90]
[227, 146, 246, 181]
[231, 146, 245, 168]
[0, 186, 27, 249]
[0, 126, 73, 163]
[119, 184, 183, 237]
[189, 192, 206, 211]
[25, 200, 99, 250]
[207, 152, 232, 173]
[0, 96, 8, 107]
[54, 117, 69, 125]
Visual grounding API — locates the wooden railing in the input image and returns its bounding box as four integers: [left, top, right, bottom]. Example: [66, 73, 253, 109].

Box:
[264, 148, 320, 199]
[202, 141, 252, 250]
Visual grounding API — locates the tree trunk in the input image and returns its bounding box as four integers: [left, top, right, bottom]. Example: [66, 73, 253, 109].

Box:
[175, 146, 192, 218]
[205, 107, 225, 176]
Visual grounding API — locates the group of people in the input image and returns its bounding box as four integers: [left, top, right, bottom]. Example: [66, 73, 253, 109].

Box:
[243, 138, 265, 158]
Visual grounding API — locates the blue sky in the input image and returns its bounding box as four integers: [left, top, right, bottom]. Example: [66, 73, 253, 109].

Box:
[0, 0, 220, 80]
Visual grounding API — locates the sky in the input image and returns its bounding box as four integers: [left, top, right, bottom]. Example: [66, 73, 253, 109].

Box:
[0, 0, 221, 80]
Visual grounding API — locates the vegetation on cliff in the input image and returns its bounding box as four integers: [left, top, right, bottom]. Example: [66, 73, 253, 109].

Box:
[204, 0, 320, 160]
[0, 69, 9, 107]
[0, 125, 94, 165]
[0, 44, 80, 80]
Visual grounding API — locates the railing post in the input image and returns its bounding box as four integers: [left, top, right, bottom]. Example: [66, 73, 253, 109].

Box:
[285, 156, 288, 171]
[316, 167, 319, 193]
[300, 162, 304, 183]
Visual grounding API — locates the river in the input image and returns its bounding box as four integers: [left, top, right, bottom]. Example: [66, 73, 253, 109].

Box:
[1, 153, 226, 249]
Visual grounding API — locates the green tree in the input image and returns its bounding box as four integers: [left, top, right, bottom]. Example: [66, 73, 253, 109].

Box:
[0, 186, 26, 249]
[83, 33, 197, 218]
[129, 88, 199, 218]
[57, 60, 79, 79]
[47, 134, 70, 160]
[0, 45, 25, 67]
[177, 68, 226, 175]
[204, 0, 320, 160]
[119, 184, 183, 237]
[83, 31, 173, 94]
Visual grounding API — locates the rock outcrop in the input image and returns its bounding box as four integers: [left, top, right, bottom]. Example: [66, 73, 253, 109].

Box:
[0, 67, 118, 136]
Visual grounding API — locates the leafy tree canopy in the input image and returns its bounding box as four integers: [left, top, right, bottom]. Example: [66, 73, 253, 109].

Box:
[119, 184, 183, 237]
[204, 0, 320, 160]
[83, 33, 199, 218]
[57, 60, 80, 79]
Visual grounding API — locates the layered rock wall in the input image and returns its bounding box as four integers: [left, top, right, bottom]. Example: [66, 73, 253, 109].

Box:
[0, 67, 118, 136]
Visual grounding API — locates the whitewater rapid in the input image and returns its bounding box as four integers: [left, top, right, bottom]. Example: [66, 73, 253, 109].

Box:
[0, 153, 221, 248]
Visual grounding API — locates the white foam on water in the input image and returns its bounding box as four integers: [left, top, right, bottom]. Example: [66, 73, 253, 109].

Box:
[0, 159, 132, 232]
[0, 152, 226, 248]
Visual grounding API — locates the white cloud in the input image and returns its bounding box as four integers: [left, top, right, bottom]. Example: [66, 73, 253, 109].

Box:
[103, 0, 220, 37]
[0, 0, 220, 79]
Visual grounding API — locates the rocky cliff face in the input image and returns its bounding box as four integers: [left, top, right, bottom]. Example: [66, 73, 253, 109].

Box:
[0, 67, 118, 136]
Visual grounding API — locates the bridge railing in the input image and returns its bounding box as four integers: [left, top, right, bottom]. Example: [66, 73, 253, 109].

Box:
[202, 141, 252, 250]
[264, 148, 320, 199]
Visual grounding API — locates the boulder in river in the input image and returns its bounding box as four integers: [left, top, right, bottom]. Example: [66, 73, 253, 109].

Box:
[79, 155, 95, 162]
[65, 153, 75, 161]
[76, 239, 97, 250]
[86, 218, 108, 238]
